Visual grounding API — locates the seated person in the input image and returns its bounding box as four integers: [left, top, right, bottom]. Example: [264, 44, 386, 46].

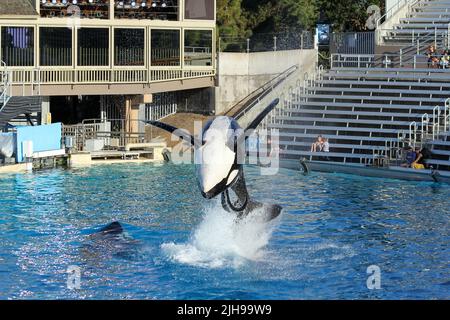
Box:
[311, 135, 323, 152]
[321, 138, 330, 153]
[426, 45, 439, 68]
[411, 147, 428, 170]
[441, 50, 450, 69]
[402, 146, 416, 167]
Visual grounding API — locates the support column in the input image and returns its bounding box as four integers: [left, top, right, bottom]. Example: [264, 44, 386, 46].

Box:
[40, 96, 51, 125]
[123, 94, 152, 134]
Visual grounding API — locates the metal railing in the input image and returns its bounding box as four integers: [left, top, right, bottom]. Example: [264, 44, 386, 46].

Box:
[0, 60, 12, 112]
[331, 52, 450, 69]
[1, 67, 215, 85]
[259, 65, 324, 131]
[376, 0, 430, 44]
[225, 65, 299, 119]
[62, 118, 148, 152]
[330, 32, 375, 55]
[407, 98, 450, 148]
[145, 103, 177, 122]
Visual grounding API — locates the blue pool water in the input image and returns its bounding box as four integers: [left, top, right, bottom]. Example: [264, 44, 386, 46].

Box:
[0, 163, 449, 300]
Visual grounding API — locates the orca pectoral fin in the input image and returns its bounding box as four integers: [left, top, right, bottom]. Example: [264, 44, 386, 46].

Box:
[144, 120, 200, 147]
[244, 99, 280, 134]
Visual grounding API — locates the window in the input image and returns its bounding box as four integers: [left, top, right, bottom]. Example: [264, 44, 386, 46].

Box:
[114, 28, 145, 66]
[151, 29, 180, 66]
[185, 0, 214, 20]
[77, 28, 109, 66]
[40, 27, 72, 66]
[184, 30, 213, 67]
[1, 27, 34, 66]
[40, 0, 110, 19]
[114, 0, 179, 21]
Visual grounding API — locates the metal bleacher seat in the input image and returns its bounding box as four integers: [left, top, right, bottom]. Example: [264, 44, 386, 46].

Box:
[270, 0, 450, 170]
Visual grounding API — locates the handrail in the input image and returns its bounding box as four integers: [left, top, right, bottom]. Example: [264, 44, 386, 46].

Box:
[0, 60, 12, 113]
[331, 51, 450, 69]
[408, 100, 450, 148]
[225, 65, 299, 118]
[377, 0, 421, 28]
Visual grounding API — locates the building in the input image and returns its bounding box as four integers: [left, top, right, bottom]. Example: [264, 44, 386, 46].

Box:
[0, 0, 216, 130]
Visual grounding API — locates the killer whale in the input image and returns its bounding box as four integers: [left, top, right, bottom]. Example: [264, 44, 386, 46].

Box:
[145, 99, 282, 222]
[82, 222, 140, 261]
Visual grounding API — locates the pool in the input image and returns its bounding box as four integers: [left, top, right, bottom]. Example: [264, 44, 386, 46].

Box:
[0, 163, 449, 300]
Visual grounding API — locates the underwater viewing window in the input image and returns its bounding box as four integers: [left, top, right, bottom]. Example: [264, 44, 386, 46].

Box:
[114, 28, 145, 66]
[1, 27, 35, 67]
[184, 0, 215, 20]
[151, 29, 181, 66]
[114, 0, 179, 21]
[184, 30, 213, 67]
[77, 28, 109, 66]
[40, 27, 73, 67]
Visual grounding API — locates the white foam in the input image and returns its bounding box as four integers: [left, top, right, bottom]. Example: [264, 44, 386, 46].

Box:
[161, 201, 279, 269]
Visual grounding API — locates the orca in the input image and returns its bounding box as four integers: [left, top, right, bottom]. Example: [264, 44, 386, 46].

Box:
[82, 222, 140, 261]
[145, 99, 282, 222]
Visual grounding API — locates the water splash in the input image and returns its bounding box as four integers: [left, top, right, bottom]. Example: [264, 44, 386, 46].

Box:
[162, 202, 281, 269]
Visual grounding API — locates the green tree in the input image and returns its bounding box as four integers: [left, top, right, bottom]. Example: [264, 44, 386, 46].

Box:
[217, 0, 250, 50]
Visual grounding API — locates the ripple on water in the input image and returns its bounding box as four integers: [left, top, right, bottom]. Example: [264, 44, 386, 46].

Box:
[0, 164, 448, 300]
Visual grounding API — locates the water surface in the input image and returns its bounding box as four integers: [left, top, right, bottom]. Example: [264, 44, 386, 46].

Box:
[0, 164, 448, 299]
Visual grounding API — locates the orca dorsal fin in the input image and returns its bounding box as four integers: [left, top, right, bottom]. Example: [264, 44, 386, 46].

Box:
[144, 120, 199, 146]
[245, 98, 280, 132]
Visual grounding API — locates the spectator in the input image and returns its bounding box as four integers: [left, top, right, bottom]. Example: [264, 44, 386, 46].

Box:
[311, 135, 323, 152]
[321, 138, 330, 153]
[401, 146, 416, 168]
[441, 49, 450, 69]
[411, 147, 427, 170]
[426, 45, 439, 68]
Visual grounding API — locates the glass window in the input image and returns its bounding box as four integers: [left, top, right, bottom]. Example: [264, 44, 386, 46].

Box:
[77, 28, 109, 66]
[185, 0, 214, 20]
[114, 28, 145, 66]
[114, 0, 179, 21]
[1, 27, 34, 67]
[40, 27, 72, 66]
[151, 29, 180, 66]
[184, 30, 213, 67]
[40, 0, 109, 19]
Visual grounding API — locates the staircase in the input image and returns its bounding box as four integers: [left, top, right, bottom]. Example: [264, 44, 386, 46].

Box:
[268, 0, 450, 172]
[380, 0, 450, 47]
[0, 61, 42, 129]
[0, 60, 12, 114]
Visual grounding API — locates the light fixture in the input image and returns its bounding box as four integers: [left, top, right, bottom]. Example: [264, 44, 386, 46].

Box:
[72, 0, 78, 5]
[52, 0, 57, 4]
[161, 1, 167, 8]
[141, 0, 147, 7]
[41, 0, 47, 4]
[131, 1, 136, 7]
[151, 1, 157, 8]
[62, 0, 68, 4]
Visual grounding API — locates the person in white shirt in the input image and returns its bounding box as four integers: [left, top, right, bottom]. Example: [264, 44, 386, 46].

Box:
[321, 138, 330, 153]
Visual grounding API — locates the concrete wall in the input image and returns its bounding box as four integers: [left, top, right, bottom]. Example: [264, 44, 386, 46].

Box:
[215, 49, 317, 114]
[386, 0, 400, 13]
